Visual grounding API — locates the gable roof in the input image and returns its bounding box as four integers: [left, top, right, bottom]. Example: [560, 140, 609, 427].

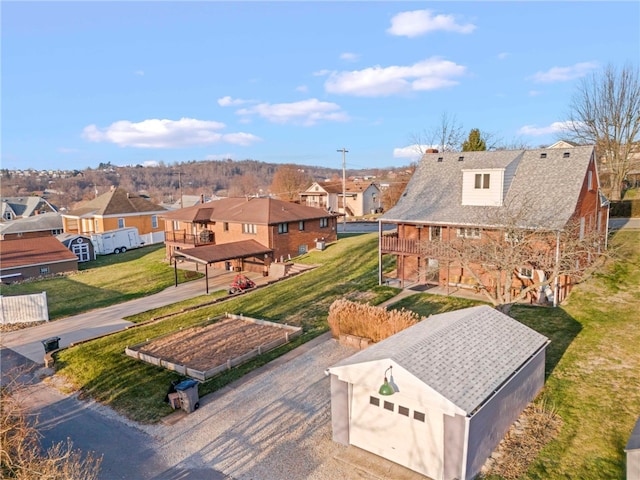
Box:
[330, 305, 548, 414]
[0, 212, 63, 236]
[381, 146, 595, 230]
[176, 240, 273, 265]
[303, 181, 379, 195]
[0, 236, 78, 269]
[161, 197, 335, 224]
[1, 196, 57, 219]
[64, 188, 166, 218]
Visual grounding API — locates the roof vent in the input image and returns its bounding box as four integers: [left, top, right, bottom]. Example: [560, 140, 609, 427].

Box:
[437, 157, 443, 162]
[540, 153, 547, 158]
[458, 156, 464, 162]
[563, 152, 570, 158]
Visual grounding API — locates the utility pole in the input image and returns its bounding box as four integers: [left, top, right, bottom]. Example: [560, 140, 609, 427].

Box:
[337, 148, 348, 232]
[172, 171, 185, 209]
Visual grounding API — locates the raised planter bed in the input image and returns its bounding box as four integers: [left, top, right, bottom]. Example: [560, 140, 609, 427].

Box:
[125, 313, 302, 381]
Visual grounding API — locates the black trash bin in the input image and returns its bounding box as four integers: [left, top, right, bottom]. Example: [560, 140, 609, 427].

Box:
[174, 379, 200, 413]
[41, 337, 61, 353]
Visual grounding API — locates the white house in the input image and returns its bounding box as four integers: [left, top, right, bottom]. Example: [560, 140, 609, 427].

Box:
[300, 180, 381, 217]
[327, 305, 549, 480]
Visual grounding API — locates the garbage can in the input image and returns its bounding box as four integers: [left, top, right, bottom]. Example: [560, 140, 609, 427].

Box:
[41, 337, 61, 353]
[174, 379, 200, 413]
[316, 241, 326, 251]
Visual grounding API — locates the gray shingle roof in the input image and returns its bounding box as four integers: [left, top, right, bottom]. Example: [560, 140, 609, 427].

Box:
[0, 212, 63, 235]
[331, 305, 548, 414]
[382, 146, 595, 231]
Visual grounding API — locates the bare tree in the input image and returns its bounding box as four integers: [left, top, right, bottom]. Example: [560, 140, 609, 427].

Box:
[564, 63, 640, 200]
[269, 164, 311, 202]
[421, 207, 609, 310]
[409, 112, 466, 155]
[0, 373, 103, 479]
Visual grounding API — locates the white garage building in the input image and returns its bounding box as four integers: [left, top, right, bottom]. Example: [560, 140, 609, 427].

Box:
[327, 305, 549, 480]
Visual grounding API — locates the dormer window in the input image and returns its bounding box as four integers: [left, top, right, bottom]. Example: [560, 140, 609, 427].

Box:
[474, 173, 490, 189]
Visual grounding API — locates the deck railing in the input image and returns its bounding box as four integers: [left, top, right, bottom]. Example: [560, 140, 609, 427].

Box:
[165, 230, 215, 247]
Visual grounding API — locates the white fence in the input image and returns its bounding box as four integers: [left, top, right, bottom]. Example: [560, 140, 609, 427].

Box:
[140, 231, 165, 246]
[0, 292, 49, 324]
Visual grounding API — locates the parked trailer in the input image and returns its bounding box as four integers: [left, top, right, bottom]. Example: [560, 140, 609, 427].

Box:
[90, 227, 144, 255]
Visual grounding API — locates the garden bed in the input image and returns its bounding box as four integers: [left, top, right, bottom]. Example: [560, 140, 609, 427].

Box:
[125, 314, 302, 381]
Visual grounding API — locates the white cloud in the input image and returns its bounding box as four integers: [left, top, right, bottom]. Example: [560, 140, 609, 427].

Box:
[296, 85, 309, 93]
[497, 52, 509, 60]
[142, 160, 159, 167]
[237, 98, 349, 126]
[134, 70, 144, 76]
[324, 57, 466, 97]
[530, 62, 599, 83]
[517, 121, 574, 136]
[393, 144, 434, 160]
[313, 69, 331, 77]
[82, 117, 261, 148]
[387, 9, 476, 37]
[205, 154, 234, 161]
[340, 52, 360, 62]
[218, 96, 253, 107]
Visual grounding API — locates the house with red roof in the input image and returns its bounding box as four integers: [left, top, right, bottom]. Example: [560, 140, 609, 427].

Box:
[0, 237, 78, 283]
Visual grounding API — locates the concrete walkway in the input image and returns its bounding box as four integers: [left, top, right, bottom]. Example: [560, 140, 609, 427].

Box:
[1, 268, 268, 364]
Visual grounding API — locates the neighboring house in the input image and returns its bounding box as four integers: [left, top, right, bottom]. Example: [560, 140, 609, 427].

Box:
[327, 305, 549, 480]
[0, 212, 64, 240]
[0, 237, 78, 283]
[161, 197, 339, 273]
[378, 146, 608, 304]
[56, 233, 96, 263]
[161, 194, 222, 210]
[300, 180, 382, 217]
[1, 195, 57, 222]
[62, 187, 167, 245]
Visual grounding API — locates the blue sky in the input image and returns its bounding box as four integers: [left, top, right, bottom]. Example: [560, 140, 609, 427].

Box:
[2, 1, 639, 172]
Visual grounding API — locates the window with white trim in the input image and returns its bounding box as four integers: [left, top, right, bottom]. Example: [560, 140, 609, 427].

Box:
[474, 173, 490, 189]
[94, 219, 99, 232]
[151, 215, 158, 229]
[118, 218, 125, 228]
[320, 218, 328, 228]
[299, 221, 305, 231]
[457, 228, 481, 239]
[587, 171, 593, 191]
[278, 223, 289, 234]
[243, 223, 257, 234]
[40, 267, 50, 275]
[518, 267, 533, 279]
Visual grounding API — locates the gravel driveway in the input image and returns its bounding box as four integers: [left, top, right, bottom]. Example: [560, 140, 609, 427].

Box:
[144, 336, 361, 480]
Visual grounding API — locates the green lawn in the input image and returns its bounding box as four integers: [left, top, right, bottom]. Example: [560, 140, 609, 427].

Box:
[51, 230, 640, 479]
[0, 245, 199, 320]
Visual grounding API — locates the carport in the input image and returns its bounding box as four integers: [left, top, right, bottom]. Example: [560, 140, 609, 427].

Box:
[171, 240, 273, 293]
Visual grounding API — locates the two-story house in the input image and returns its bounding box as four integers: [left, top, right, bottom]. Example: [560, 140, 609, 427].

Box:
[161, 196, 339, 274]
[379, 146, 609, 305]
[62, 187, 167, 245]
[1, 196, 57, 222]
[300, 180, 381, 217]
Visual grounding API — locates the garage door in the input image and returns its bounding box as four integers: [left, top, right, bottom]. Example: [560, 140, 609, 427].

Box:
[349, 385, 443, 480]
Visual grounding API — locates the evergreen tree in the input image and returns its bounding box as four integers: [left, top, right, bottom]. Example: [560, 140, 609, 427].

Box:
[462, 128, 487, 151]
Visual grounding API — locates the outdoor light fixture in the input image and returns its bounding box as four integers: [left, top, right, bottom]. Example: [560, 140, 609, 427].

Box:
[378, 366, 395, 396]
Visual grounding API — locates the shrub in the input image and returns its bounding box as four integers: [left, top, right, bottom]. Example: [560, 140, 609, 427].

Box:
[327, 298, 423, 343]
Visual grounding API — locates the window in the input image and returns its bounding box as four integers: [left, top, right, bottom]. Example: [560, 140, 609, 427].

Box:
[518, 267, 533, 279]
[243, 223, 257, 234]
[3, 211, 13, 221]
[383, 401, 394, 412]
[398, 406, 409, 416]
[223, 222, 229, 232]
[118, 218, 125, 228]
[414, 411, 426, 422]
[320, 218, 328, 228]
[474, 173, 490, 189]
[39, 267, 50, 275]
[94, 219, 99, 233]
[457, 228, 481, 239]
[151, 215, 158, 229]
[299, 221, 305, 231]
[298, 244, 308, 255]
[369, 396, 380, 406]
[278, 223, 289, 234]
[430, 226, 441, 241]
[52, 228, 63, 235]
[587, 171, 593, 191]
[172, 220, 180, 231]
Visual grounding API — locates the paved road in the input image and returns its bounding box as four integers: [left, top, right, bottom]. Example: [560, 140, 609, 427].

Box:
[609, 217, 640, 230]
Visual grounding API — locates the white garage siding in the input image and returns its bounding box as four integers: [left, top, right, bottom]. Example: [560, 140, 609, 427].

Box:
[349, 385, 444, 479]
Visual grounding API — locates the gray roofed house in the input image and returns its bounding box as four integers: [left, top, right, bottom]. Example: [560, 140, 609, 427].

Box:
[327, 305, 549, 480]
[1, 196, 57, 222]
[0, 212, 63, 240]
[378, 145, 609, 304]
